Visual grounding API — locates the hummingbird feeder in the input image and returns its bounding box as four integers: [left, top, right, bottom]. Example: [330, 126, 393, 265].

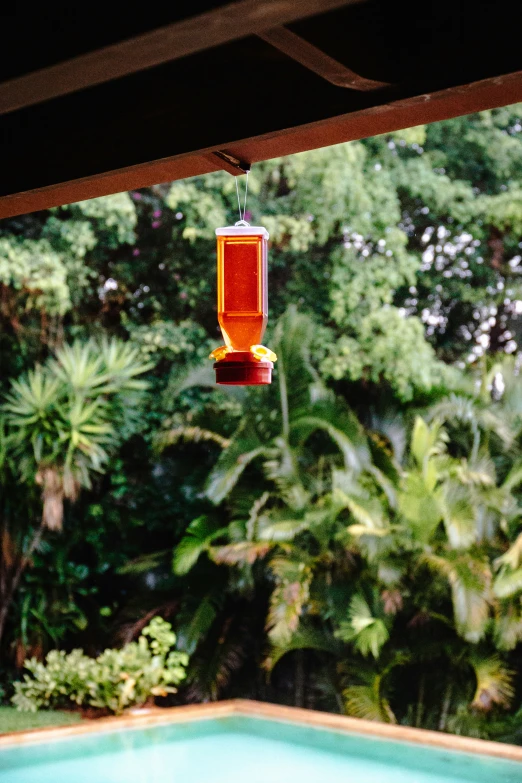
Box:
[210, 172, 276, 385]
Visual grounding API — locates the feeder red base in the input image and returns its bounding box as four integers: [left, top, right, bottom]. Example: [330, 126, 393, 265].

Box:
[214, 352, 273, 385]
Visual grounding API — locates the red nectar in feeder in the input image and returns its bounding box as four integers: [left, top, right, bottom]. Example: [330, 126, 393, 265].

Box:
[210, 223, 277, 385]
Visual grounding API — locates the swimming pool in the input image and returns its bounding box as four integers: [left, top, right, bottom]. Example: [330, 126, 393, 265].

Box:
[1, 701, 521, 782]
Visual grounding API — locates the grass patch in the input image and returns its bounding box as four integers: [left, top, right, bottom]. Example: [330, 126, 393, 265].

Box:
[0, 706, 82, 734]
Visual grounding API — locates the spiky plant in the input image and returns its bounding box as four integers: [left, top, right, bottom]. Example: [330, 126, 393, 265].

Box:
[0, 338, 151, 646]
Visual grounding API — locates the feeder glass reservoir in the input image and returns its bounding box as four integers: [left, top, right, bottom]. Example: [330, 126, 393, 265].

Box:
[217, 225, 268, 350]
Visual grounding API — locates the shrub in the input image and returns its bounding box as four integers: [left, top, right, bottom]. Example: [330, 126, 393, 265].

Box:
[12, 617, 188, 715]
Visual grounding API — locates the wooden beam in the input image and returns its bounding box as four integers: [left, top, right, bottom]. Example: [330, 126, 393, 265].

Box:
[0, 155, 224, 219]
[259, 26, 389, 90]
[1, 70, 522, 220]
[227, 71, 522, 163]
[0, 0, 362, 116]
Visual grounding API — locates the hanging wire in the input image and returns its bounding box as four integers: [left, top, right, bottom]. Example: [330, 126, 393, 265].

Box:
[243, 170, 249, 220]
[235, 171, 250, 224]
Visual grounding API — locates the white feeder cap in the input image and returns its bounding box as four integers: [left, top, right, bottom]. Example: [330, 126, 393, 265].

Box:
[216, 225, 269, 240]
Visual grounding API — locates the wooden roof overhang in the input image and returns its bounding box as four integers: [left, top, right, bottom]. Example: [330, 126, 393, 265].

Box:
[1, 0, 522, 219]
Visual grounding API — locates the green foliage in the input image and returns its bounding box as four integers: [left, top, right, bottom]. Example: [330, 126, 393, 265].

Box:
[336, 594, 390, 659]
[12, 618, 188, 715]
[343, 683, 396, 723]
[3, 104, 522, 740]
[2, 338, 151, 530]
[0, 237, 70, 315]
[71, 193, 137, 246]
[267, 558, 313, 646]
[166, 181, 227, 241]
[173, 516, 226, 575]
[469, 654, 515, 711]
[166, 306, 522, 731]
[323, 309, 453, 401]
[13, 648, 95, 712]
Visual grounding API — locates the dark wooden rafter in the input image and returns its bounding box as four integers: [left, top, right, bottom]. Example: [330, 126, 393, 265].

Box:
[258, 26, 389, 91]
[2, 69, 522, 220]
[1, 0, 522, 220]
[0, 0, 362, 116]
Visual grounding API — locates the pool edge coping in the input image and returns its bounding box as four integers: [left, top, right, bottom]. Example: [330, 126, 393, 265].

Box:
[0, 698, 521, 763]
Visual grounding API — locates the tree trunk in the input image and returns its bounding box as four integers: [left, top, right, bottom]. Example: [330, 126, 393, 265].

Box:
[294, 649, 305, 708]
[0, 602, 10, 647]
[415, 673, 425, 728]
[0, 523, 45, 648]
[438, 680, 453, 731]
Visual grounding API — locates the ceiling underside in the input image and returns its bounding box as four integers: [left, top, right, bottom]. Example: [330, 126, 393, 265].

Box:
[1, 0, 521, 218]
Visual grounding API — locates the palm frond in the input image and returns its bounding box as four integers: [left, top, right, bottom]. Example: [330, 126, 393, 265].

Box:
[273, 306, 320, 424]
[205, 420, 266, 504]
[451, 559, 492, 643]
[245, 491, 270, 541]
[422, 553, 491, 642]
[336, 594, 389, 659]
[117, 550, 171, 575]
[398, 472, 443, 542]
[441, 482, 477, 550]
[493, 600, 522, 651]
[367, 463, 399, 509]
[257, 517, 310, 543]
[367, 408, 407, 464]
[446, 704, 492, 739]
[263, 438, 309, 511]
[185, 615, 247, 702]
[210, 541, 271, 566]
[343, 682, 396, 723]
[176, 590, 224, 656]
[470, 654, 515, 711]
[155, 425, 230, 452]
[478, 409, 514, 449]
[3, 367, 61, 422]
[266, 558, 312, 645]
[428, 394, 513, 451]
[98, 337, 153, 392]
[502, 462, 522, 493]
[454, 455, 496, 487]
[172, 516, 227, 575]
[492, 567, 522, 599]
[49, 341, 107, 395]
[410, 416, 447, 469]
[494, 532, 522, 571]
[291, 398, 371, 474]
[264, 623, 340, 671]
[336, 491, 387, 533]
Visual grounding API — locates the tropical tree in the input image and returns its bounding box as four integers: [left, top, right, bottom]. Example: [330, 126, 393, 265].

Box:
[166, 311, 522, 734]
[0, 339, 151, 647]
[165, 308, 395, 702]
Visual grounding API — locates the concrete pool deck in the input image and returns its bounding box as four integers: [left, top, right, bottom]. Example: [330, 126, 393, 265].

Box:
[1, 699, 521, 763]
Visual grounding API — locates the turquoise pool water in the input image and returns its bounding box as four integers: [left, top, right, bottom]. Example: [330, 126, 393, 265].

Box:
[1, 715, 520, 782]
